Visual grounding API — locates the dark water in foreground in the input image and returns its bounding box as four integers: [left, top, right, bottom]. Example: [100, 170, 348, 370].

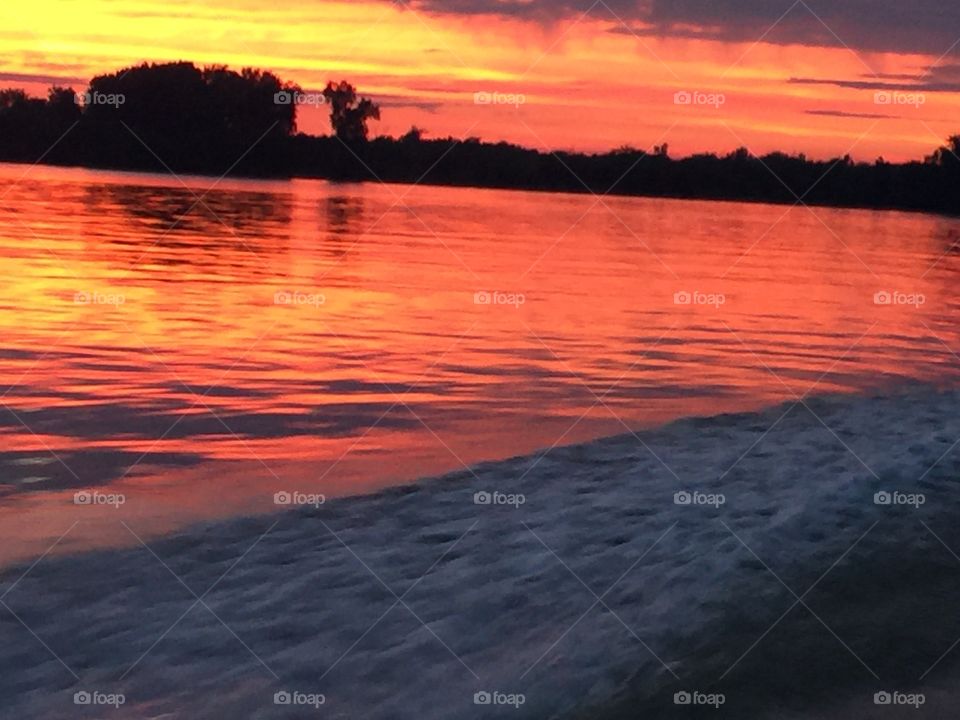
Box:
[2, 388, 959, 719]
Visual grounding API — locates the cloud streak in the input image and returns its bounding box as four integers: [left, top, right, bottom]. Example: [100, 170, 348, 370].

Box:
[805, 109, 898, 120]
[789, 66, 960, 94]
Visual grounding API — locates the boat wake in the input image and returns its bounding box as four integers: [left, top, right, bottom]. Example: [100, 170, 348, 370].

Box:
[3, 386, 960, 719]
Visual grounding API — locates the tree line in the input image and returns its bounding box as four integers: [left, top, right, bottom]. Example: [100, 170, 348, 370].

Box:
[0, 61, 958, 214]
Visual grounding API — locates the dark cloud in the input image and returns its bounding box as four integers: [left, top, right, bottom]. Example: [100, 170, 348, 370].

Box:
[0, 71, 85, 86]
[789, 62, 960, 93]
[400, 0, 960, 56]
[376, 94, 444, 113]
[805, 109, 898, 119]
[789, 76, 960, 93]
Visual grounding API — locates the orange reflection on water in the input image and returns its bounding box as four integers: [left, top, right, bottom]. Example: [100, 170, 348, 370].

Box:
[0, 163, 958, 564]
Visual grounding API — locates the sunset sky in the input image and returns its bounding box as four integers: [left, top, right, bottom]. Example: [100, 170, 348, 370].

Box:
[2, 0, 960, 160]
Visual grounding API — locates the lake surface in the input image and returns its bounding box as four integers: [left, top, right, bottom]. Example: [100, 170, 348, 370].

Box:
[0, 162, 958, 563]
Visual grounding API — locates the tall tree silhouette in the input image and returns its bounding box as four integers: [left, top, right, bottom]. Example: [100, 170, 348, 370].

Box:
[77, 62, 299, 173]
[322, 81, 380, 144]
[46, 87, 81, 125]
[927, 135, 960, 170]
[0, 87, 79, 162]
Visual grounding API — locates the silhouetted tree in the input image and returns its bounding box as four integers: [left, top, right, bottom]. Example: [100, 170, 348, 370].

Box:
[927, 135, 960, 168]
[78, 62, 299, 173]
[0, 88, 79, 162]
[46, 87, 81, 125]
[401, 126, 425, 143]
[322, 81, 380, 144]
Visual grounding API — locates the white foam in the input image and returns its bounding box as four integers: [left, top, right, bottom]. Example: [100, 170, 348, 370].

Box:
[3, 386, 959, 718]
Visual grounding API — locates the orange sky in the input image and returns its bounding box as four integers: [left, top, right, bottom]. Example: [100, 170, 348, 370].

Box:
[1, 0, 959, 160]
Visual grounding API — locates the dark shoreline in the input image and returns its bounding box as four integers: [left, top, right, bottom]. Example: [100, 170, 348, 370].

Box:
[3, 60, 958, 218]
[3, 155, 958, 221]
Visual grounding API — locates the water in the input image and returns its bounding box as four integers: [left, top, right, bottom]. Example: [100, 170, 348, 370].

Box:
[0, 162, 958, 564]
[5, 388, 960, 719]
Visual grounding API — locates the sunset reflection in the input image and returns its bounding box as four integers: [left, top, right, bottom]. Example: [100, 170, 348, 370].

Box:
[0, 163, 957, 563]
